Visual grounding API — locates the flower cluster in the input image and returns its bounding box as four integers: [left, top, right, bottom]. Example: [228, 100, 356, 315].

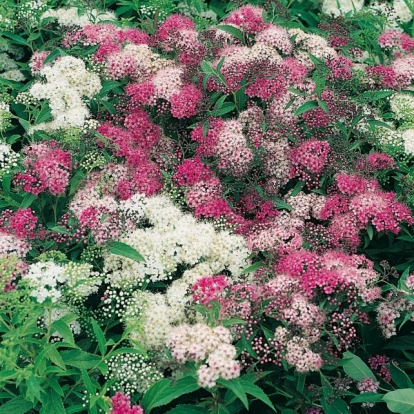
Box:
[167, 323, 240, 387]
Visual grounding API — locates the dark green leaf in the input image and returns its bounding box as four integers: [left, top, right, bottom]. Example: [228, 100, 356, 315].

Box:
[166, 405, 209, 414]
[40, 388, 65, 414]
[217, 378, 249, 410]
[60, 349, 101, 369]
[91, 320, 107, 356]
[238, 379, 276, 411]
[2, 32, 28, 46]
[20, 193, 36, 208]
[141, 379, 170, 412]
[389, 363, 414, 389]
[0, 397, 33, 414]
[148, 376, 200, 411]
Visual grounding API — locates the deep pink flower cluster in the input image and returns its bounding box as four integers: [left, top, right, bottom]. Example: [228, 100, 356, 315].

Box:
[14, 141, 72, 195]
[320, 173, 412, 250]
[289, 140, 330, 188]
[326, 56, 353, 81]
[193, 275, 230, 305]
[0, 209, 39, 240]
[223, 5, 268, 34]
[110, 392, 143, 414]
[157, 14, 205, 65]
[368, 354, 392, 382]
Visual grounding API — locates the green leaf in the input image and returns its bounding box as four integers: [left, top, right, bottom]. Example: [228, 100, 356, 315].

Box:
[383, 389, 414, 413]
[389, 363, 414, 389]
[217, 24, 244, 42]
[217, 378, 249, 410]
[40, 388, 65, 414]
[91, 319, 107, 356]
[148, 376, 201, 411]
[2, 32, 28, 46]
[351, 393, 384, 403]
[323, 398, 351, 414]
[26, 376, 44, 403]
[0, 397, 33, 414]
[294, 100, 318, 116]
[81, 368, 96, 394]
[60, 349, 101, 369]
[318, 99, 329, 114]
[141, 379, 171, 412]
[290, 181, 306, 197]
[359, 90, 394, 102]
[221, 318, 246, 327]
[210, 103, 236, 116]
[2, 174, 11, 195]
[367, 119, 394, 130]
[166, 405, 209, 414]
[107, 241, 145, 262]
[48, 225, 70, 235]
[42, 48, 67, 65]
[47, 346, 66, 370]
[238, 379, 276, 411]
[384, 336, 414, 352]
[19, 193, 36, 208]
[342, 351, 377, 381]
[241, 261, 264, 274]
[51, 319, 75, 347]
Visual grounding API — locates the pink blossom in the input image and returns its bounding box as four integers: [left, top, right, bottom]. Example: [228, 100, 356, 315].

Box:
[110, 392, 143, 414]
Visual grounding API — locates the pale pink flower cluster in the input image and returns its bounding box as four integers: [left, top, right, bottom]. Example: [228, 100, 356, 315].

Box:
[167, 323, 240, 388]
[283, 336, 323, 372]
[377, 299, 414, 338]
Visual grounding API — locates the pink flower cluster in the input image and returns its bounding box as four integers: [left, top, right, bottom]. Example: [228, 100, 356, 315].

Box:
[110, 392, 143, 414]
[157, 14, 205, 65]
[0, 209, 39, 240]
[378, 30, 414, 56]
[320, 173, 413, 250]
[13, 141, 72, 195]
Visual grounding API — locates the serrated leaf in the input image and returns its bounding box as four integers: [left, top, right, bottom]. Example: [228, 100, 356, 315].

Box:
[51, 319, 75, 347]
[26, 376, 44, 403]
[217, 378, 249, 410]
[141, 379, 171, 412]
[342, 351, 376, 381]
[294, 100, 318, 116]
[147, 376, 200, 411]
[47, 346, 66, 370]
[107, 241, 145, 262]
[360, 90, 394, 102]
[0, 397, 33, 414]
[238, 379, 276, 411]
[383, 389, 414, 413]
[40, 388, 65, 414]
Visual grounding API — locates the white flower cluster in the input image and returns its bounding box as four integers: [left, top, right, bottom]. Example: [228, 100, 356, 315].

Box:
[167, 323, 240, 388]
[321, 0, 364, 16]
[0, 143, 19, 177]
[390, 92, 414, 123]
[29, 56, 101, 132]
[103, 195, 250, 351]
[105, 195, 250, 288]
[41, 7, 117, 27]
[106, 353, 163, 395]
[23, 261, 102, 303]
[401, 128, 414, 155]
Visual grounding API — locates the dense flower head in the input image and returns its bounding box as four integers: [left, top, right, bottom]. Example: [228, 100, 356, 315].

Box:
[14, 141, 72, 195]
[0, 209, 38, 239]
[170, 84, 203, 118]
[224, 5, 268, 34]
[110, 392, 144, 414]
